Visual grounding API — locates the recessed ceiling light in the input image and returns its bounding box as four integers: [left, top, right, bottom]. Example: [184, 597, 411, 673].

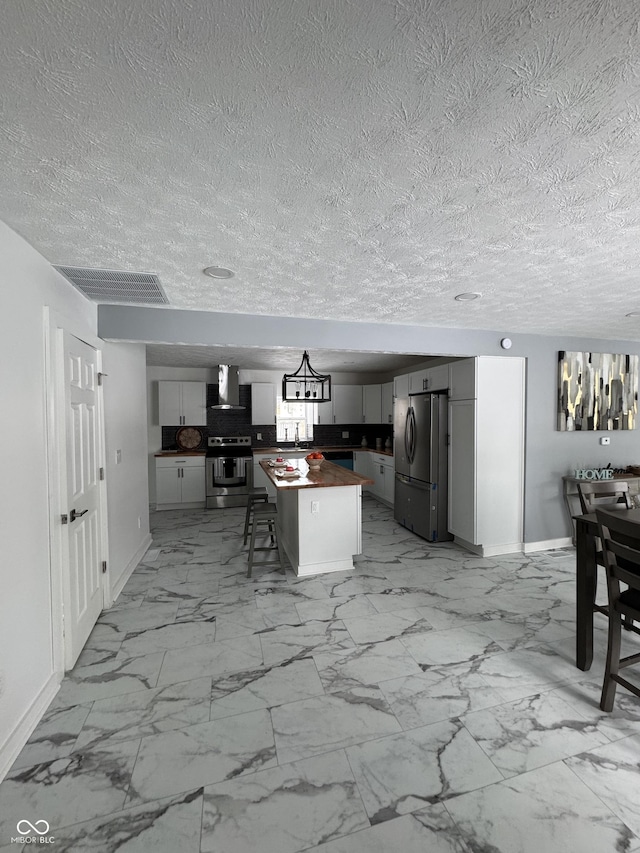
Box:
[203, 266, 234, 279]
[625, 311, 640, 317]
[455, 292, 482, 302]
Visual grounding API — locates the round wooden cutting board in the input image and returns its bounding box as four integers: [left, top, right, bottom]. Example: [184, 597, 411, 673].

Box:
[176, 426, 204, 450]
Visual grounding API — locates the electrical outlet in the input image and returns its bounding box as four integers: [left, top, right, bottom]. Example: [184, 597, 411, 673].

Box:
[115, 449, 122, 464]
[257, 432, 262, 441]
[137, 516, 141, 528]
[311, 501, 320, 514]
[600, 436, 611, 446]
[342, 431, 349, 438]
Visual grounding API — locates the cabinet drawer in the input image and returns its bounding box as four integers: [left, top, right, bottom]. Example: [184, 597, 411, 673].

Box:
[371, 453, 391, 467]
[156, 455, 205, 468]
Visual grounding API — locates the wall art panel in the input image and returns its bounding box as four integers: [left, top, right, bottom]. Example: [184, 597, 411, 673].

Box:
[558, 351, 638, 431]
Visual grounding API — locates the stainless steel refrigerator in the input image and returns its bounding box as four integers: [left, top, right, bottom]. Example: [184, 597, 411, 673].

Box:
[394, 391, 451, 542]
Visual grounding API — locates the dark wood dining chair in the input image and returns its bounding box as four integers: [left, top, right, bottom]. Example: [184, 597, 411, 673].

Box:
[577, 480, 633, 515]
[595, 508, 640, 711]
[577, 481, 634, 625]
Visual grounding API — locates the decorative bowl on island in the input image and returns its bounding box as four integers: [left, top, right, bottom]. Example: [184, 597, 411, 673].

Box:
[306, 452, 324, 470]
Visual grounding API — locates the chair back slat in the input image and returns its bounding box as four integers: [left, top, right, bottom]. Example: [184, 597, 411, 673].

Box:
[578, 480, 632, 514]
[596, 509, 640, 590]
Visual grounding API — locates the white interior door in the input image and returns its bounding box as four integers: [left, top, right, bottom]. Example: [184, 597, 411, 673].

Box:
[64, 332, 104, 668]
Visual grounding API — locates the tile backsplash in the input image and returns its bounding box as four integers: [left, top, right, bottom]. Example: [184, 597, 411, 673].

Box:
[161, 384, 393, 450]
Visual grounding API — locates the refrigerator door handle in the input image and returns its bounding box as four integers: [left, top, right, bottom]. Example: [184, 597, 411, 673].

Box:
[407, 406, 416, 464]
[404, 406, 412, 461]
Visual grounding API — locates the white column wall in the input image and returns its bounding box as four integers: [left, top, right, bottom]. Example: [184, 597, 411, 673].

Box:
[0, 222, 96, 776]
[103, 342, 152, 599]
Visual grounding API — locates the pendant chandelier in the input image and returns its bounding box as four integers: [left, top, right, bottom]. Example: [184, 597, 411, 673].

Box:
[282, 351, 331, 402]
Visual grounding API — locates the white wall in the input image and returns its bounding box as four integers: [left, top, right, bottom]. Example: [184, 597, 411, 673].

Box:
[103, 342, 152, 597]
[0, 222, 155, 779]
[0, 222, 97, 776]
[146, 365, 218, 504]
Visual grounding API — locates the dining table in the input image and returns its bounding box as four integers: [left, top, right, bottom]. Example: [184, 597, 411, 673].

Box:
[574, 505, 640, 670]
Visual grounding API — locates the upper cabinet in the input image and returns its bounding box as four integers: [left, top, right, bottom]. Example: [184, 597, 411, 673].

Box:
[409, 364, 450, 394]
[317, 385, 363, 424]
[395, 365, 449, 398]
[449, 358, 477, 400]
[362, 384, 382, 424]
[158, 381, 207, 426]
[333, 385, 363, 424]
[394, 374, 409, 398]
[251, 383, 276, 425]
[381, 382, 393, 424]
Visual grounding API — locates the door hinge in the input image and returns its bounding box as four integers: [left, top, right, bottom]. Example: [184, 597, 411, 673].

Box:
[61, 513, 68, 524]
[99, 467, 105, 480]
[98, 372, 108, 386]
[102, 560, 108, 574]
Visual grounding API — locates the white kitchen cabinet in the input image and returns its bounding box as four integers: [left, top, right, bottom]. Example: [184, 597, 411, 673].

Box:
[449, 358, 477, 401]
[353, 450, 373, 486]
[321, 385, 363, 424]
[370, 452, 394, 507]
[447, 357, 525, 555]
[156, 455, 206, 509]
[316, 399, 333, 424]
[394, 374, 409, 398]
[251, 383, 276, 424]
[381, 382, 393, 425]
[409, 364, 449, 394]
[158, 381, 207, 426]
[363, 384, 382, 424]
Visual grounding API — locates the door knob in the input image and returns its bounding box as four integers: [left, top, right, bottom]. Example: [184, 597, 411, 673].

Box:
[70, 508, 88, 522]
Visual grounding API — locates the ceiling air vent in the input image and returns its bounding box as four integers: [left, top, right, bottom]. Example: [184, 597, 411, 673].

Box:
[53, 266, 169, 305]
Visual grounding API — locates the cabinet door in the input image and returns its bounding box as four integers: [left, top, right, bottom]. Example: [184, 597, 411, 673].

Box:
[409, 369, 429, 394]
[156, 467, 181, 505]
[363, 384, 382, 424]
[158, 381, 182, 425]
[381, 382, 393, 424]
[333, 385, 362, 424]
[251, 383, 276, 425]
[354, 451, 373, 489]
[181, 382, 207, 425]
[449, 359, 477, 401]
[394, 374, 409, 398]
[316, 399, 333, 424]
[382, 463, 395, 505]
[181, 466, 206, 502]
[425, 364, 449, 391]
[448, 400, 476, 542]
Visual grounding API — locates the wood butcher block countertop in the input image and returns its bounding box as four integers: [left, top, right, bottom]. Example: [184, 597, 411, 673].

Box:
[255, 445, 393, 458]
[260, 459, 374, 490]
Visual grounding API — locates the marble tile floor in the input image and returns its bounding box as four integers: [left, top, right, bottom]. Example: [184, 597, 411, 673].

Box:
[3, 498, 640, 851]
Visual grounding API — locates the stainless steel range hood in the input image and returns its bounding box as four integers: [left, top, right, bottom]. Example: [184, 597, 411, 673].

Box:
[210, 365, 245, 410]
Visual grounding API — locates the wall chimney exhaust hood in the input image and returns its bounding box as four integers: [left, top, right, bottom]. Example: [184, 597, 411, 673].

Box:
[210, 365, 245, 410]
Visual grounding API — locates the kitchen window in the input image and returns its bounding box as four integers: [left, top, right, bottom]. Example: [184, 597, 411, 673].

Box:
[276, 397, 315, 442]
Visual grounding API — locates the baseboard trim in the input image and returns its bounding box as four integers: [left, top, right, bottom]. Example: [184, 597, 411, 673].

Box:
[523, 537, 573, 554]
[0, 672, 61, 783]
[453, 537, 524, 557]
[108, 533, 153, 606]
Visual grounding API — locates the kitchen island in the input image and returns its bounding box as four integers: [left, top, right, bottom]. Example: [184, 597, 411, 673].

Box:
[259, 459, 374, 576]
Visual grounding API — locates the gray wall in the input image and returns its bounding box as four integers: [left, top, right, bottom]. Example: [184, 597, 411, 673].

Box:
[100, 305, 640, 545]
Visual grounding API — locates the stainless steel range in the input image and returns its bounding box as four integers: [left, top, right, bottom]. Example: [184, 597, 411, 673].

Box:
[206, 436, 253, 509]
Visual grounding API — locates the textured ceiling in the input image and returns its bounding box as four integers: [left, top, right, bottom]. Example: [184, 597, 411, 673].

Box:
[145, 343, 428, 372]
[3, 0, 640, 340]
